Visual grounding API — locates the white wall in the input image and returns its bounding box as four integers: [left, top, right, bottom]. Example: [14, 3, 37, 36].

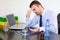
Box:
[0, 0, 60, 23]
[39, 0, 60, 13]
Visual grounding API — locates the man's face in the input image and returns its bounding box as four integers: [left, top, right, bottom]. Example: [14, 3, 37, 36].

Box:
[31, 5, 41, 15]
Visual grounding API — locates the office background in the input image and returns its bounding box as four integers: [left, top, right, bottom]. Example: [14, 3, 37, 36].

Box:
[0, 0, 60, 23]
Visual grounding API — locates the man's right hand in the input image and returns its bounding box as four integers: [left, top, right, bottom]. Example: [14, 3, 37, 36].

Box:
[26, 9, 32, 17]
[29, 27, 40, 32]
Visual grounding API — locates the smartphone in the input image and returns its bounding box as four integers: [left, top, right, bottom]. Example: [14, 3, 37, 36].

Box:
[29, 27, 35, 29]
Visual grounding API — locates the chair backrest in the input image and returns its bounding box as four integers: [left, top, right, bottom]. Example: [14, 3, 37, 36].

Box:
[57, 13, 60, 34]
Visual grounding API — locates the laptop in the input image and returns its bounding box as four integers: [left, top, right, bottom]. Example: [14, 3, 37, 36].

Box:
[6, 14, 27, 30]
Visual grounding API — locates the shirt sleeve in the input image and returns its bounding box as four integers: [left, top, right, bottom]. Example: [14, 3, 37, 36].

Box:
[26, 16, 31, 26]
[26, 15, 40, 27]
[33, 24, 39, 27]
[50, 12, 58, 34]
[45, 10, 58, 34]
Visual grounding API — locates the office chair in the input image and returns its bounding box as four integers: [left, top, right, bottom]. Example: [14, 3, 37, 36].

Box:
[57, 13, 60, 34]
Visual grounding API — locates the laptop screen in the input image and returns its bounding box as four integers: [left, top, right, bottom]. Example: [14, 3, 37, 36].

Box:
[6, 14, 16, 27]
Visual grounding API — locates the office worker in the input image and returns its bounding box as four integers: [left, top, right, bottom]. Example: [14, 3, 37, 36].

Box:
[26, 1, 58, 40]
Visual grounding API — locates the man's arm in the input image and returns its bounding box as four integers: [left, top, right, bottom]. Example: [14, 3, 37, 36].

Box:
[26, 9, 32, 26]
[26, 9, 37, 27]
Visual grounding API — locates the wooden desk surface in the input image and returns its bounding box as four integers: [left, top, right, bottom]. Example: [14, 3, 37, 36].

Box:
[0, 31, 58, 40]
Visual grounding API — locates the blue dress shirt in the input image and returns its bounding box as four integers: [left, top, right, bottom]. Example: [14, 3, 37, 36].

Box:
[26, 9, 58, 34]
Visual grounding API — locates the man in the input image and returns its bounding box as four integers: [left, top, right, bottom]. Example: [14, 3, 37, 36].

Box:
[26, 1, 58, 40]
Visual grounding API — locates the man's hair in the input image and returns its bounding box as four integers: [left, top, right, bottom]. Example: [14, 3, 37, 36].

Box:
[30, 1, 43, 8]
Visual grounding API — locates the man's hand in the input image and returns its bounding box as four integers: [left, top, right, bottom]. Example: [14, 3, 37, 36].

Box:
[26, 9, 32, 17]
[29, 27, 40, 32]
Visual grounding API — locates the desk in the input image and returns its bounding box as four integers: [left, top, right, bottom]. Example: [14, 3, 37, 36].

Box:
[27, 31, 58, 40]
[0, 31, 58, 40]
[0, 23, 58, 40]
[50, 32, 58, 40]
[28, 31, 44, 40]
